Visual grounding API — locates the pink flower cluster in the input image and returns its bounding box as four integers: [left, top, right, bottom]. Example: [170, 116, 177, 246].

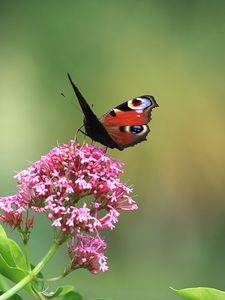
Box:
[0, 141, 137, 273]
[68, 233, 108, 273]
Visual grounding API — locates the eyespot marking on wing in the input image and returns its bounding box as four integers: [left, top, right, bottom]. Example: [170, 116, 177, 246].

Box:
[120, 125, 148, 135]
[128, 97, 152, 110]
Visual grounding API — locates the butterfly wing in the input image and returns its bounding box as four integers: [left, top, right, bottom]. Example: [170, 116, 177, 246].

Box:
[68, 74, 158, 150]
[100, 96, 158, 150]
[68, 73, 118, 148]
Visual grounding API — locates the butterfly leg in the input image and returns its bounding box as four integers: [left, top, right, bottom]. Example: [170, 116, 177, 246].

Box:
[78, 129, 88, 136]
[74, 125, 86, 143]
[74, 128, 79, 143]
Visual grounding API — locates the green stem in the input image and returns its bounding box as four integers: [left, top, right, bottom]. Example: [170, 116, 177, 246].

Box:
[24, 241, 31, 271]
[37, 266, 74, 283]
[0, 238, 62, 300]
[41, 274, 65, 282]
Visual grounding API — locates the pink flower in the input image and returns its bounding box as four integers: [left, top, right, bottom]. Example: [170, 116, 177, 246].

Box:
[0, 193, 27, 228]
[68, 233, 108, 273]
[0, 141, 138, 273]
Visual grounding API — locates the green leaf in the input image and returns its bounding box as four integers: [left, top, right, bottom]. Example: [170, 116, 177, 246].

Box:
[0, 225, 7, 238]
[0, 290, 23, 299]
[0, 253, 27, 281]
[171, 287, 225, 300]
[0, 237, 27, 270]
[0, 274, 10, 291]
[7, 239, 28, 270]
[0, 254, 33, 294]
[57, 291, 83, 300]
[0, 237, 34, 294]
[43, 285, 74, 298]
[0, 238, 17, 267]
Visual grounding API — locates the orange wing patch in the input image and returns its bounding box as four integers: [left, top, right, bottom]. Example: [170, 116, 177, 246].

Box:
[101, 109, 148, 126]
[101, 124, 150, 149]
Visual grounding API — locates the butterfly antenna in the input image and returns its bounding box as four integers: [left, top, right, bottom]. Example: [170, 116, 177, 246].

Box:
[60, 91, 82, 113]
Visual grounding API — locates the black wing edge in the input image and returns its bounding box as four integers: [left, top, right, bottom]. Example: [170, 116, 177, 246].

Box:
[67, 73, 94, 117]
[67, 73, 119, 149]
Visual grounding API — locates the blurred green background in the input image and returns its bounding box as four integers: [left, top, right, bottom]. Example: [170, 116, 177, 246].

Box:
[0, 1, 225, 299]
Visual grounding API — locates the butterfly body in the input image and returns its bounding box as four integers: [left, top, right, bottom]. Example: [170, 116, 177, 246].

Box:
[68, 73, 158, 150]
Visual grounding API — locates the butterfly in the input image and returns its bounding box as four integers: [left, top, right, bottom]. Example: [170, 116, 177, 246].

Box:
[68, 73, 158, 150]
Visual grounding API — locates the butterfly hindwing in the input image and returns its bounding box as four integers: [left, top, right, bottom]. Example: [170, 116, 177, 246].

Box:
[100, 96, 158, 149]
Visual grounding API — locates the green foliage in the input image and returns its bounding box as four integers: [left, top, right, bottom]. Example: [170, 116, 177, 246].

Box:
[171, 287, 225, 300]
[0, 225, 34, 295]
[58, 291, 83, 300]
[43, 285, 74, 299]
[0, 226, 7, 239]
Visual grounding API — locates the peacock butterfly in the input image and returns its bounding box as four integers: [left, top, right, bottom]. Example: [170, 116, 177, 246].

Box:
[68, 73, 158, 150]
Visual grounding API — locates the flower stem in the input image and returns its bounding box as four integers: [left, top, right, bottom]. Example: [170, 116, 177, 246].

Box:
[23, 240, 31, 271]
[0, 237, 62, 300]
[37, 264, 75, 283]
[40, 274, 65, 282]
